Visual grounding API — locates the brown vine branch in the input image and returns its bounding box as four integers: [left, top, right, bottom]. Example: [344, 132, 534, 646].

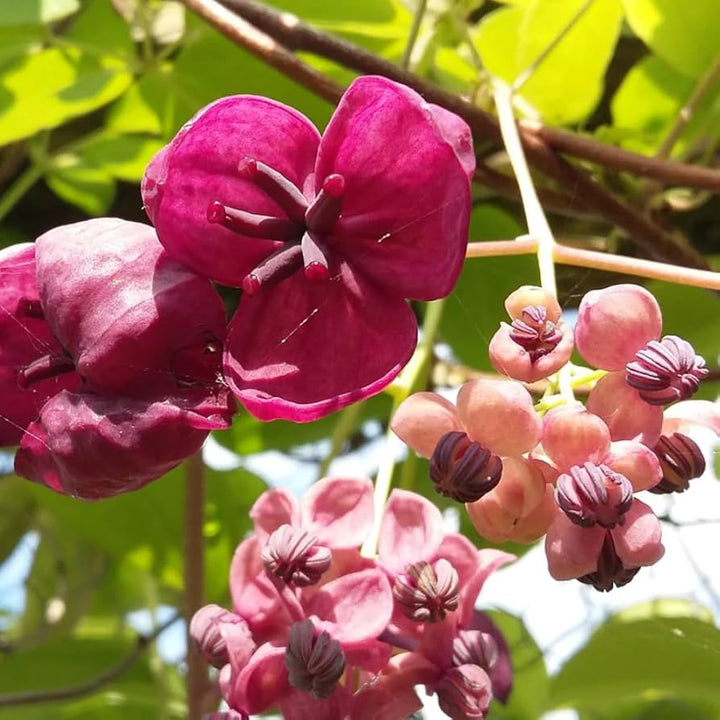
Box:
[185, 450, 207, 720]
[209, 0, 712, 271]
[0, 613, 181, 708]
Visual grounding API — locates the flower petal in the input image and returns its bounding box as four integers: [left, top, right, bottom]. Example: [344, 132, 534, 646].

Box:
[545, 514, 606, 580]
[307, 568, 393, 643]
[612, 499, 664, 568]
[605, 440, 662, 492]
[391, 392, 462, 458]
[378, 489, 444, 575]
[35, 218, 228, 396]
[250, 488, 298, 543]
[224, 261, 417, 422]
[15, 389, 217, 499]
[457, 548, 515, 625]
[231, 642, 289, 714]
[143, 95, 320, 286]
[316, 76, 471, 300]
[301, 476, 374, 549]
[0, 244, 79, 445]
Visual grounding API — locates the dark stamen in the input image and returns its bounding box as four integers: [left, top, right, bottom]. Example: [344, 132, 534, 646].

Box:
[242, 243, 304, 296]
[238, 157, 308, 223]
[305, 174, 345, 234]
[285, 620, 345, 699]
[18, 354, 75, 388]
[207, 202, 303, 241]
[650, 432, 706, 494]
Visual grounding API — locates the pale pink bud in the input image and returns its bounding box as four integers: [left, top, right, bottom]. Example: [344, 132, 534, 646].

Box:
[575, 284, 662, 370]
[391, 392, 461, 458]
[436, 664, 493, 720]
[457, 379, 541, 456]
[587, 372, 663, 445]
[541, 404, 610, 471]
[504, 286, 561, 324]
[190, 604, 252, 669]
[261, 524, 331, 587]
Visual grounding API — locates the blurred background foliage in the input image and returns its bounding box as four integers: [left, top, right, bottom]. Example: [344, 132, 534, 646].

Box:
[1, 0, 720, 718]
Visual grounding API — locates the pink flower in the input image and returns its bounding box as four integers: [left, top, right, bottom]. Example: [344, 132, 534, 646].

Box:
[1, 218, 234, 499]
[142, 76, 474, 422]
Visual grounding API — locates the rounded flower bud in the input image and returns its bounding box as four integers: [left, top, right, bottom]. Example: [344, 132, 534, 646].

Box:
[575, 284, 662, 370]
[429, 431, 502, 502]
[504, 285, 561, 323]
[261, 525, 332, 586]
[190, 604, 252, 669]
[436, 664, 493, 720]
[393, 559, 459, 622]
[555, 463, 633, 529]
[541, 404, 610, 471]
[626, 335, 708, 405]
[650, 432, 706, 494]
[285, 619, 346, 699]
[452, 629, 499, 671]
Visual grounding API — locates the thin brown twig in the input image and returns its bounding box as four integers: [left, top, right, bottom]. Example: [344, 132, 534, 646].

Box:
[185, 450, 207, 720]
[209, 0, 712, 270]
[0, 613, 181, 708]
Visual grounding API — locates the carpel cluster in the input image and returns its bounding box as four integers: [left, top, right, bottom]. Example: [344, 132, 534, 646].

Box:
[392, 284, 718, 592]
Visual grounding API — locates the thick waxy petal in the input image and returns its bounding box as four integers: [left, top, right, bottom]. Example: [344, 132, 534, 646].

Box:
[457, 378, 541, 456]
[456, 549, 515, 626]
[574, 284, 662, 370]
[301, 477, 374, 549]
[307, 568, 393, 643]
[0, 244, 79, 445]
[612, 499, 664, 568]
[315, 76, 471, 300]
[545, 515, 606, 580]
[35, 219, 228, 396]
[605, 440, 662, 492]
[587, 372, 663, 446]
[15, 389, 225, 499]
[250, 488, 299, 543]
[391, 392, 462, 458]
[541, 404, 611, 471]
[224, 261, 417, 422]
[230, 642, 290, 714]
[142, 96, 320, 286]
[378, 489, 444, 575]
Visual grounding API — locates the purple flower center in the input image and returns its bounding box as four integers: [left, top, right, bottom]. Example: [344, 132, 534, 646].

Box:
[452, 629, 499, 671]
[207, 157, 346, 295]
[555, 462, 633, 529]
[650, 432, 706, 494]
[578, 532, 639, 592]
[509, 305, 562, 361]
[625, 335, 707, 405]
[429, 431, 503, 503]
[284, 619, 346, 699]
[393, 559, 459, 622]
[261, 524, 332, 587]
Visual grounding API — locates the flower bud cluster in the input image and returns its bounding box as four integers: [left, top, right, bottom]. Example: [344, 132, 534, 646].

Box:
[190, 477, 514, 719]
[392, 284, 717, 592]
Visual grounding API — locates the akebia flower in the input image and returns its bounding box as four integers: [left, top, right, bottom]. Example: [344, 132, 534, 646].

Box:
[1, 218, 234, 499]
[142, 75, 474, 422]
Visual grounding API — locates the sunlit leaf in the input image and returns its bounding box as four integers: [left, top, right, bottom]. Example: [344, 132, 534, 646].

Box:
[46, 163, 116, 215]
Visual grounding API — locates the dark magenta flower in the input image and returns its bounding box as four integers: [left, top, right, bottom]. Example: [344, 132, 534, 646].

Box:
[142, 75, 474, 421]
[1, 218, 234, 499]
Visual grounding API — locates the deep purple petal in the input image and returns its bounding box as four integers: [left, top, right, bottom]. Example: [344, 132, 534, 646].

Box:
[223, 261, 417, 422]
[142, 96, 320, 286]
[35, 218, 228, 397]
[315, 76, 471, 300]
[0, 244, 79, 444]
[15, 389, 225, 499]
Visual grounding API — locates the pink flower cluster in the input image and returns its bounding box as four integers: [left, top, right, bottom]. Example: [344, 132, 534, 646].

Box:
[0, 76, 473, 499]
[393, 284, 718, 591]
[190, 477, 514, 720]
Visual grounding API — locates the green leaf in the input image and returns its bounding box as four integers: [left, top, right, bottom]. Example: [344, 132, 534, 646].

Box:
[0, 0, 79, 25]
[441, 205, 536, 370]
[0, 25, 45, 70]
[623, 0, 720, 78]
[66, 0, 135, 58]
[486, 610, 549, 719]
[550, 614, 720, 710]
[46, 162, 116, 215]
[611, 54, 696, 154]
[79, 134, 165, 182]
[0, 477, 36, 565]
[0, 46, 133, 146]
[473, 0, 624, 124]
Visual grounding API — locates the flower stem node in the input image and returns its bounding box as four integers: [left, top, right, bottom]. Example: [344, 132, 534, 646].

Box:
[284, 619, 346, 700]
[393, 559, 460, 622]
[556, 463, 633, 529]
[429, 431, 503, 502]
[260, 524, 332, 586]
